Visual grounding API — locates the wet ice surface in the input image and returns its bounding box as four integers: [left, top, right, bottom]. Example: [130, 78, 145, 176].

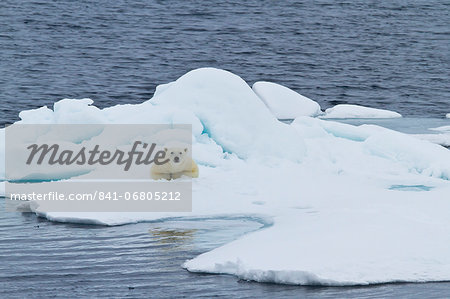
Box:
[332, 118, 450, 135]
[334, 118, 450, 149]
[1, 197, 450, 298]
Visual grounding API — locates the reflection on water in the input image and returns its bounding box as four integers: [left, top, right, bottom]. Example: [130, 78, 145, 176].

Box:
[149, 227, 196, 246]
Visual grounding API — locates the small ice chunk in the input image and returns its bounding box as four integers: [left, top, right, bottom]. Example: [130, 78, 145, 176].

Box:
[430, 125, 450, 132]
[322, 104, 402, 119]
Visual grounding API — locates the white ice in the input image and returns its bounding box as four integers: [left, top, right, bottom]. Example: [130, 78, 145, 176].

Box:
[411, 125, 450, 148]
[321, 104, 402, 119]
[2, 68, 450, 286]
[252, 81, 321, 119]
[430, 125, 450, 133]
[413, 134, 450, 148]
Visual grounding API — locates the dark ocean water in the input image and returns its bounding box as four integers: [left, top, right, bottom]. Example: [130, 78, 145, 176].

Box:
[1, 0, 450, 297]
[1, 0, 449, 126]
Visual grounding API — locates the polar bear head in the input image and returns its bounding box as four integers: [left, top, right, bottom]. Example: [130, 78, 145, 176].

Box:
[163, 147, 189, 171]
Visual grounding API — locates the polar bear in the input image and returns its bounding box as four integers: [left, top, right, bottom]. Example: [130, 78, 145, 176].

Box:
[151, 146, 199, 180]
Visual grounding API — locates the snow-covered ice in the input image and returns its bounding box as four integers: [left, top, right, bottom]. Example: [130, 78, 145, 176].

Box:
[413, 134, 450, 148]
[150, 69, 306, 161]
[184, 183, 450, 285]
[321, 104, 402, 119]
[415, 125, 450, 148]
[252, 81, 321, 119]
[446, 113, 450, 119]
[2, 68, 450, 286]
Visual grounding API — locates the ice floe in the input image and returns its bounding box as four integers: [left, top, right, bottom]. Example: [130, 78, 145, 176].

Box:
[321, 104, 402, 119]
[1, 68, 450, 286]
